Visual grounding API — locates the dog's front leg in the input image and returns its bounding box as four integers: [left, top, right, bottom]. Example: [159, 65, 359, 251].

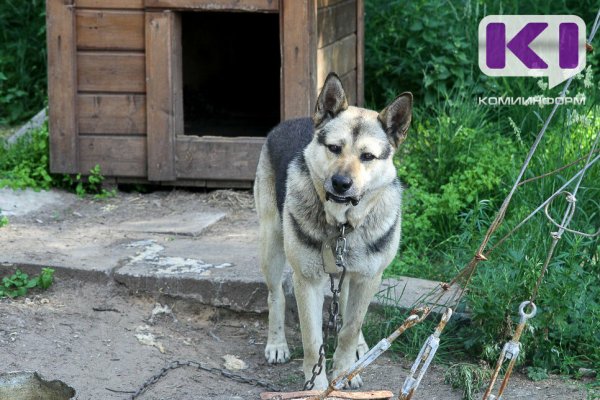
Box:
[331, 273, 382, 388]
[292, 272, 328, 390]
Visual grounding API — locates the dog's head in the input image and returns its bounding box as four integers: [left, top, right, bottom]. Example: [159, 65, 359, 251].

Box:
[308, 73, 413, 206]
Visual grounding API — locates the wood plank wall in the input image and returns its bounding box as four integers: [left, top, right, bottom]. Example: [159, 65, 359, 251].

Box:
[316, 0, 360, 106]
[75, 0, 147, 177]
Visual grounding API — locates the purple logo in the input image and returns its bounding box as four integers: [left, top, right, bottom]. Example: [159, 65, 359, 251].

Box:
[479, 16, 586, 88]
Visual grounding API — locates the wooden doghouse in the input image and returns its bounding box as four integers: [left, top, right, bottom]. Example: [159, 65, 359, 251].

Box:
[46, 0, 364, 187]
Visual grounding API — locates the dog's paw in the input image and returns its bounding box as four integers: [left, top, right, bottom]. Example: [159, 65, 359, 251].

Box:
[265, 343, 290, 364]
[306, 374, 329, 390]
[347, 374, 363, 389]
[332, 369, 363, 389]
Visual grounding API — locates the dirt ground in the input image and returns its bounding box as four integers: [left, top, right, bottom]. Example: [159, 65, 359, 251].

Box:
[0, 279, 588, 400]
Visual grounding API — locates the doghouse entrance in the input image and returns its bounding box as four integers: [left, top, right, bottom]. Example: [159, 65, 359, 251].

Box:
[181, 12, 280, 137]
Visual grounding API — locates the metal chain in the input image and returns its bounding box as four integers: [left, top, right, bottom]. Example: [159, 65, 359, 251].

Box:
[130, 360, 279, 399]
[303, 224, 348, 390]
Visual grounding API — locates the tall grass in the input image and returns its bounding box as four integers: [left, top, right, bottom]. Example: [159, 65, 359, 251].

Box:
[366, 0, 600, 376]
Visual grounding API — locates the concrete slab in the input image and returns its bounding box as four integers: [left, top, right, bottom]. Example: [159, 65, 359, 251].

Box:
[116, 211, 226, 236]
[0, 188, 459, 318]
[0, 188, 76, 217]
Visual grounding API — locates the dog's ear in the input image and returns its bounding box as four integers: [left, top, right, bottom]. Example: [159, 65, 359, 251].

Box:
[378, 92, 413, 148]
[313, 73, 349, 127]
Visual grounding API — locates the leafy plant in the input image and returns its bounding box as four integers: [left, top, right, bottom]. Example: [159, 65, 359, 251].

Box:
[0, 121, 53, 190]
[0, 268, 55, 298]
[527, 366, 549, 382]
[73, 164, 116, 199]
[0, 214, 8, 227]
[444, 363, 492, 400]
[0, 0, 47, 125]
[0, 122, 115, 198]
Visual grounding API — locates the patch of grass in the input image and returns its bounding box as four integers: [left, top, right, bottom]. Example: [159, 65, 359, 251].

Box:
[0, 268, 55, 299]
[444, 363, 492, 400]
[0, 214, 8, 227]
[527, 366, 549, 382]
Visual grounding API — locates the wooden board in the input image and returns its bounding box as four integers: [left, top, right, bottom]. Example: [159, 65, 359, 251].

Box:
[47, 0, 78, 174]
[76, 10, 144, 51]
[356, 0, 364, 106]
[79, 136, 147, 177]
[261, 390, 393, 399]
[280, 0, 317, 119]
[144, 0, 279, 12]
[340, 69, 357, 106]
[145, 11, 182, 181]
[78, 52, 146, 93]
[76, 0, 144, 9]
[78, 94, 146, 135]
[317, 34, 356, 88]
[317, 0, 347, 7]
[317, 0, 356, 48]
[175, 136, 264, 180]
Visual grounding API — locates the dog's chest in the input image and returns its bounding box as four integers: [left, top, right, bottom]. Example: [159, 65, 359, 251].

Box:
[320, 230, 370, 274]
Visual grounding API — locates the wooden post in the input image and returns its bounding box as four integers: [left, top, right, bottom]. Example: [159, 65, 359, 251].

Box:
[47, 0, 78, 173]
[280, 0, 317, 119]
[145, 11, 182, 181]
[356, 0, 364, 106]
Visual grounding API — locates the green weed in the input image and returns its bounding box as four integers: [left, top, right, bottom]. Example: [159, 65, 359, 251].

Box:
[0, 214, 8, 227]
[73, 165, 116, 199]
[0, 121, 53, 190]
[0, 121, 116, 198]
[444, 363, 492, 400]
[0, 268, 54, 298]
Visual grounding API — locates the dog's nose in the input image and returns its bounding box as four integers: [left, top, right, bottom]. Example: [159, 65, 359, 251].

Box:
[331, 174, 353, 193]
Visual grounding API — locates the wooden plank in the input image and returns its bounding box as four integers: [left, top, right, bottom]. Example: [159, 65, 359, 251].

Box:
[316, 34, 356, 88]
[47, 0, 78, 173]
[76, 0, 144, 9]
[175, 137, 264, 180]
[317, 0, 347, 7]
[79, 136, 147, 177]
[340, 69, 357, 106]
[78, 94, 146, 134]
[76, 10, 144, 51]
[261, 390, 394, 399]
[317, 0, 356, 48]
[356, 0, 364, 106]
[78, 52, 146, 92]
[280, 0, 317, 119]
[145, 0, 278, 12]
[145, 11, 182, 181]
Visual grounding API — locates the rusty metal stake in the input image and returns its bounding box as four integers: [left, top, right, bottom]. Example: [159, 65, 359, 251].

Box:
[482, 301, 537, 400]
[398, 308, 453, 400]
[306, 307, 430, 400]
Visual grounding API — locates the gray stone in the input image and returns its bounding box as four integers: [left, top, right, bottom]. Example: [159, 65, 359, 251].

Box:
[116, 211, 226, 236]
[0, 188, 76, 217]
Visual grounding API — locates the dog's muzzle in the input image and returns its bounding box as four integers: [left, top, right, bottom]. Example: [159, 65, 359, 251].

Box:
[325, 192, 360, 206]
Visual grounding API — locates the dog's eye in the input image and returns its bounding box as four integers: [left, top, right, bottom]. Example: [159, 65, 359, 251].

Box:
[327, 144, 342, 154]
[360, 152, 376, 161]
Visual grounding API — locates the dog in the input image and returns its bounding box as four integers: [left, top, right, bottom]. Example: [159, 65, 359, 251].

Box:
[254, 72, 412, 390]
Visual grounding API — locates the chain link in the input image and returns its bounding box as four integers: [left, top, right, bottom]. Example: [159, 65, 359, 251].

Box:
[303, 224, 348, 390]
[130, 359, 279, 399]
